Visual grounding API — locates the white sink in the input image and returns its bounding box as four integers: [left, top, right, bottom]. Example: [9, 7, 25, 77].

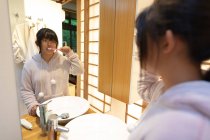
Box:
[36, 96, 90, 123]
[59, 113, 129, 140]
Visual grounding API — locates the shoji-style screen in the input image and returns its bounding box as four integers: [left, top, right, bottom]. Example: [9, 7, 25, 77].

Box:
[78, 0, 111, 113]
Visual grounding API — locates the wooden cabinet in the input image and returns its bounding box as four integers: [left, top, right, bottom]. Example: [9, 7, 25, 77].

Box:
[98, 0, 138, 103]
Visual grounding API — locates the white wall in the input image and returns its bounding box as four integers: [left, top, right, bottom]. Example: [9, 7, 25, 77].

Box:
[8, 0, 27, 116]
[24, 0, 65, 47]
[0, 0, 22, 139]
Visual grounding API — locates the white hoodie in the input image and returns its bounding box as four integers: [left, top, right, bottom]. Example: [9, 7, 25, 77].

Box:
[129, 81, 210, 140]
[20, 51, 84, 114]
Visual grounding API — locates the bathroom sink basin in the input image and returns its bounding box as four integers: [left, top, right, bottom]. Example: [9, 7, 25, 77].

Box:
[59, 113, 129, 140]
[36, 96, 90, 123]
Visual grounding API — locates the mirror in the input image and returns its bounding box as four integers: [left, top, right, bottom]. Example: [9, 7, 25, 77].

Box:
[5, 0, 158, 139]
[8, 0, 77, 116]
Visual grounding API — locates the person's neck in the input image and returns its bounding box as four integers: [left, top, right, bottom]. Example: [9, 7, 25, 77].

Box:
[41, 53, 54, 63]
[160, 61, 202, 91]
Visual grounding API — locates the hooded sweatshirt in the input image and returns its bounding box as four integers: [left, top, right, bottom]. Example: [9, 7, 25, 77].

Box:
[20, 51, 84, 114]
[129, 81, 210, 140]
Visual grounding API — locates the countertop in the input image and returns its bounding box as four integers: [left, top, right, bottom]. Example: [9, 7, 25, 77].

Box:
[21, 108, 94, 140]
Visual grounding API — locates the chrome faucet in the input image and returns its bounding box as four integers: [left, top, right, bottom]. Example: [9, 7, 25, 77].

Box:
[47, 114, 69, 140]
[39, 103, 49, 134]
[39, 101, 69, 140]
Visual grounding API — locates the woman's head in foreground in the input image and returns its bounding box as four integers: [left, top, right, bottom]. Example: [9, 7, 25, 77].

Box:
[136, 0, 210, 81]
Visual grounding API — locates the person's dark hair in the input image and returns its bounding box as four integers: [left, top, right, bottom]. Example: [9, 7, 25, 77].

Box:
[135, 6, 151, 68]
[35, 28, 58, 51]
[136, 0, 210, 81]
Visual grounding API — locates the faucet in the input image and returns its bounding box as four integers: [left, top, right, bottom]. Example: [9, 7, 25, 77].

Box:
[39, 101, 69, 140]
[47, 114, 69, 140]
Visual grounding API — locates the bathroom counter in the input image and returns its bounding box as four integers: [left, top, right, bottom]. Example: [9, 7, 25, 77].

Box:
[21, 108, 95, 140]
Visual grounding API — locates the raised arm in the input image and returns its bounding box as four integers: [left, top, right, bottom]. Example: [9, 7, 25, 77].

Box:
[59, 46, 84, 75]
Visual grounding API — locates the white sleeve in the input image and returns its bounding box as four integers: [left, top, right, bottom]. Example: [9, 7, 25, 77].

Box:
[65, 50, 84, 75]
[137, 71, 164, 102]
[145, 112, 209, 140]
[20, 65, 39, 114]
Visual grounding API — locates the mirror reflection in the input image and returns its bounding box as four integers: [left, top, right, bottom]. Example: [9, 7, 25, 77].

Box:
[9, 0, 80, 116]
[7, 0, 153, 139]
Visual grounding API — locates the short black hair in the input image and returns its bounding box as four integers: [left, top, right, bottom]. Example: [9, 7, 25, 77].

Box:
[35, 28, 58, 48]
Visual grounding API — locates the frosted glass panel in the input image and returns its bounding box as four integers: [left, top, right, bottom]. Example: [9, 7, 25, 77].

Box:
[89, 30, 99, 41]
[81, 32, 84, 42]
[81, 74, 84, 81]
[105, 95, 112, 104]
[89, 0, 99, 5]
[81, 0, 84, 10]
[89, 4, 99, 17]
[89, 54, 99, 65]
[126, 116, 138, 125]
[81, 21, 84, 32]
[88, 75, 98, 87]
[81, 10, 84, 21]
[80, 53, 84, 62]
[128, 104, 142, 119]
[81, 43, 84, 53]
[135, 99, 143, 105]
[88, 65, 98, 76]
[89, 42, 99, 53]
[80, 81, 84, 90]
[105, 104, 111, 112]
[88, 85, 104, 100]
[80, 90, 84, 98]
[90, 106, 101, 113]
[88, 95, 103, 112]
[89, 17, 99, 30]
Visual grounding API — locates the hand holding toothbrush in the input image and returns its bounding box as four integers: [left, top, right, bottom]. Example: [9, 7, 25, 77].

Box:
[47, 46, 73, 56]
[59, 46, 72, 55]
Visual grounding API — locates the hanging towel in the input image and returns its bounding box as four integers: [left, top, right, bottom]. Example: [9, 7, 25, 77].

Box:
[12, 22, 30, 63]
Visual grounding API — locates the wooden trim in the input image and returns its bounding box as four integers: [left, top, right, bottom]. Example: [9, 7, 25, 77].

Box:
[88, 63, 98, 66]
[133, 103, 144, 108]
[76, 0, 81, 96]
[89, 52, 98, 55]
[88, 94, 111, 106]
[90, 104, 103, 113]
[62, 8, 76, 13]
[89, 29, 99, 31]
[88, 83, 98, 88]
[89, 2, 100, 7]
[125, 104, 128, 123]
[127, 113, 139, 121]
[88, 74, 98, 78]
[83, 0, 89, 100]
[89, 15, 100, 19]
[88, 93, 104, 102]
[55, 0, 71, 4]
[89, 40, 99, 43]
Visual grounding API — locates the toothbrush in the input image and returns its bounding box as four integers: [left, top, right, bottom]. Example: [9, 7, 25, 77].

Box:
[47, 48, 59, 51]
